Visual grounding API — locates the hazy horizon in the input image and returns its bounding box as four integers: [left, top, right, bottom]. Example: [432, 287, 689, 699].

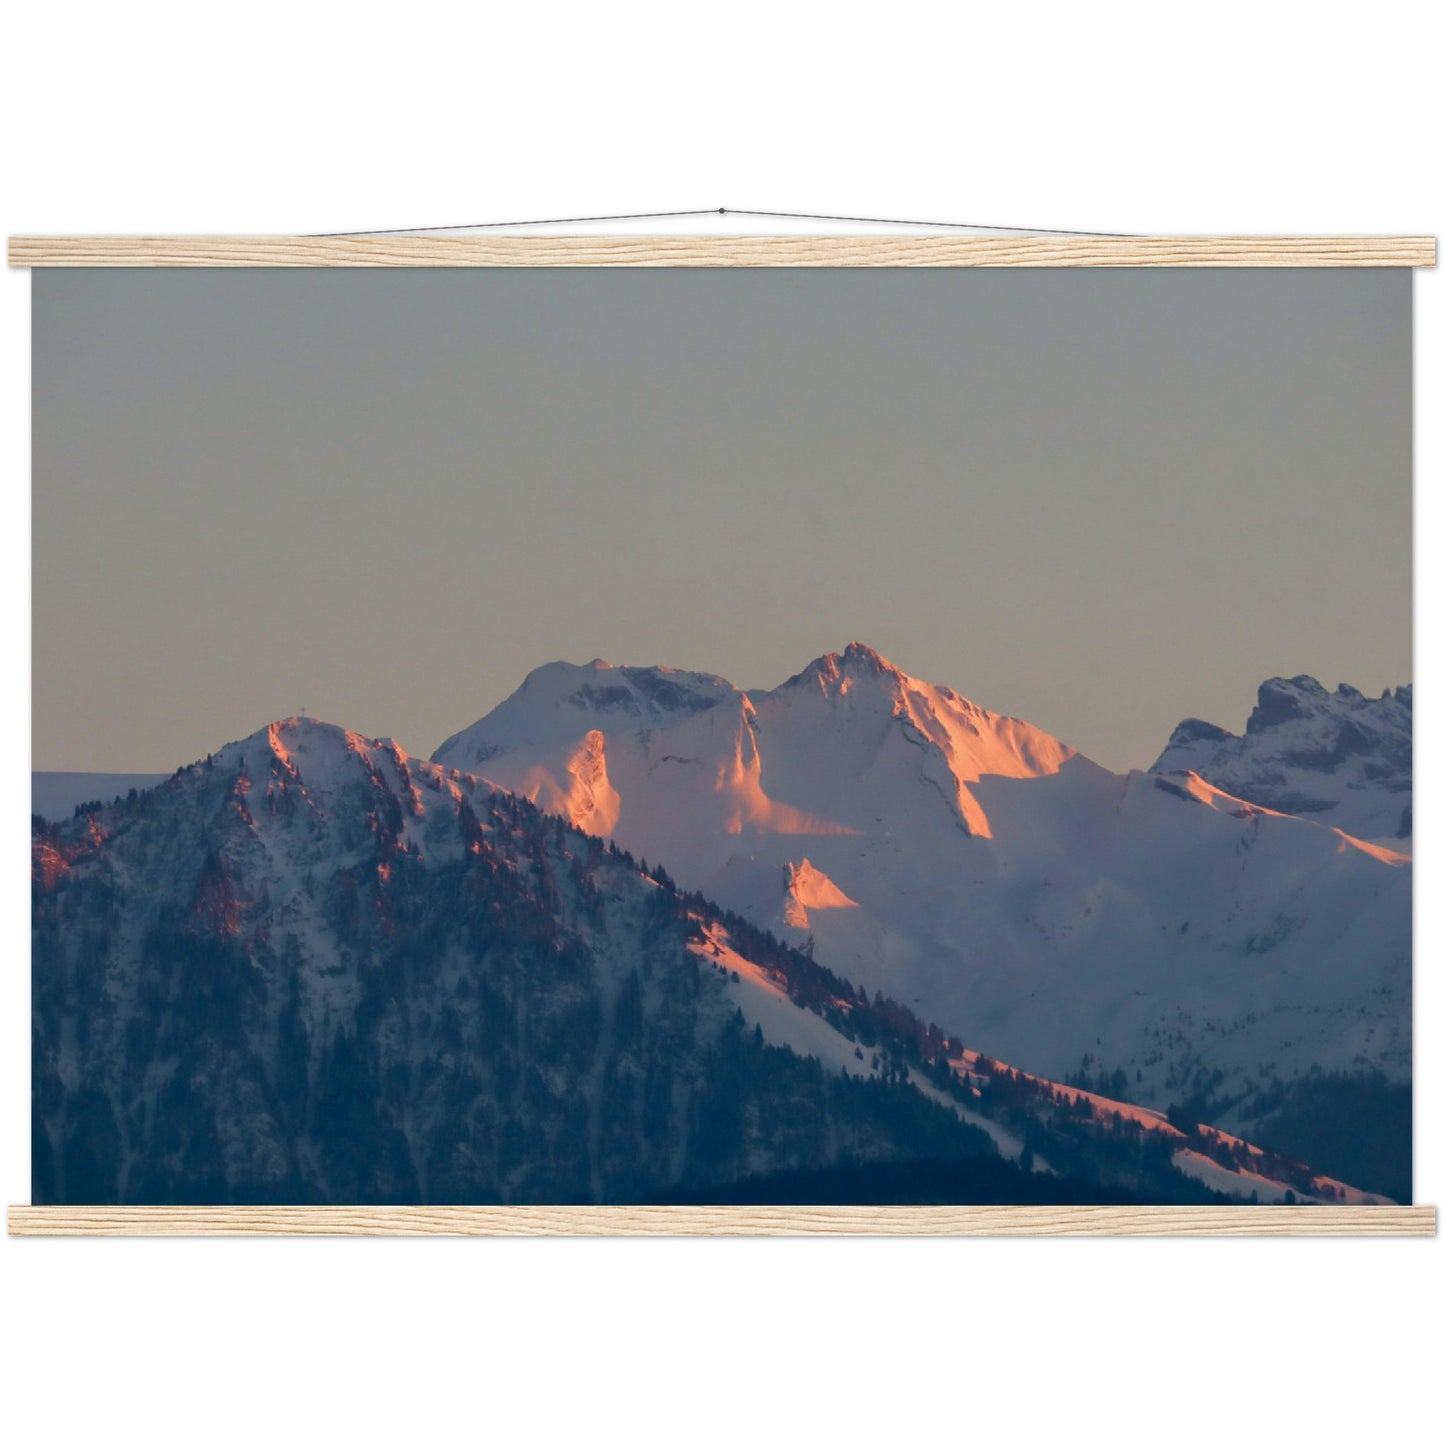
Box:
[27, 642, 1412, 783]
[33, 267, 1410, 773]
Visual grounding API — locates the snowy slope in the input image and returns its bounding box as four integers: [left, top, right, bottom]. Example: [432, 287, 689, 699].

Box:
[432, 645, 1412, 1141]
[32, 719, 996, 1203]
[686, 919, 1383, 1204]
[33, 714, 1386, 1205]
[1151, 675, 1412, 847]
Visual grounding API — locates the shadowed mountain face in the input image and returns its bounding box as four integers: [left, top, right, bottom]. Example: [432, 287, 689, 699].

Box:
[33, 718, 1385, 1206]
[431, 646, 1411, 1175]
[30, 721, 990, 1204]
[1151, 675, 1412, 846]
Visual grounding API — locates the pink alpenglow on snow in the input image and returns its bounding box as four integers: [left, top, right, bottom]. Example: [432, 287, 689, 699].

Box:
[434, 644, 1411, 1151]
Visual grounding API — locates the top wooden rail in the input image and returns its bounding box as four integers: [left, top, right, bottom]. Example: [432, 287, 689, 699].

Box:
[7, 235, 1438, 269]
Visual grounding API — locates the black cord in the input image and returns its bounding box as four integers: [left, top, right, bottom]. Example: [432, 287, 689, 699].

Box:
[315, 206, 1128, 238]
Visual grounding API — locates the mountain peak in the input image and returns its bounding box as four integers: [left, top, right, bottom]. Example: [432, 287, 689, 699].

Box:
[1162, 716, 1234, 751]
[1153, 674, 1413, 843]
[785, 641, 907, 693]
[219, 715, 397, 772]
[1246, 675, 1408, 734]
[433, 659, 739, 770]
[841, 640, 894, 671]
[1247, 675, 1331, 732]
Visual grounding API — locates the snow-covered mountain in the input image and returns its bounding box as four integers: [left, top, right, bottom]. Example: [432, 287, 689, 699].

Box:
[433, 646, 1412, 1196]
[32, 717, 1382, 1206]
[1151, 675, 1412, 847]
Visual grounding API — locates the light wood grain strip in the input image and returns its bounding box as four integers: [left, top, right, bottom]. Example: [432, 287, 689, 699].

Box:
[8, 236, 1437, 269]
[8, 1204, 1436, 1236]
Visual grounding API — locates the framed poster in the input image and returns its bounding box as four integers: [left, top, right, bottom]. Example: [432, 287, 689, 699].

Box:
[12, 233, 1436, 1235]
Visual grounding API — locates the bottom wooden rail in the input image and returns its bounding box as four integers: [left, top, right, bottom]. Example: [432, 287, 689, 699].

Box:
[8, 1204, 1437, 1237]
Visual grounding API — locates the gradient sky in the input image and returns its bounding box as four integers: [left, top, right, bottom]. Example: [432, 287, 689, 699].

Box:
[33, 266, 1410, 774]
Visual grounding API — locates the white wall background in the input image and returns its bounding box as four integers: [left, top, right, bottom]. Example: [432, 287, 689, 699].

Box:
[2, 4, 1438, 1440]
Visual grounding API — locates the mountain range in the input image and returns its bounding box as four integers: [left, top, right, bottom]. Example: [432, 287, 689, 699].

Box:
[431, 646, 1411, 1190]
[1151, 674, 1412, 847]
[31, 647, 1412, 1203]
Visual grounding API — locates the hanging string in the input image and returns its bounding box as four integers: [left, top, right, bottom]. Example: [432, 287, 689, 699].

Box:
[711, 207, 1125, 237]
[314, 206, 1128, 238]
